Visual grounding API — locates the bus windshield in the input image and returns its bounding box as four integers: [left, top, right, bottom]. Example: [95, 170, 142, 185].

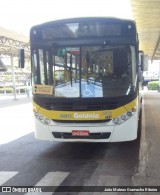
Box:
[32, 44, 136, 98]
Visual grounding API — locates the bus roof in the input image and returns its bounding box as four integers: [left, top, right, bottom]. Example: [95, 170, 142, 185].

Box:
[30, 17, 137, 45]
[31, 17, 136, 30]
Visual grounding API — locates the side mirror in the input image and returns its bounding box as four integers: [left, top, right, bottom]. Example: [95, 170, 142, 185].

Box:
[18, 49, 25, 68]
[139, 50, 144, 71]
[138, 51, 144, 82]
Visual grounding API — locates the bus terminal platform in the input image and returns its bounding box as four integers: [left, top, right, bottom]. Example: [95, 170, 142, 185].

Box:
[132, 91, 160, 193]
[0, 94, 32, 108]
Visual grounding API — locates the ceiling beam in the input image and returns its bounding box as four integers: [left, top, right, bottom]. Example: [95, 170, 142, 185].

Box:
[151, 36, 160, 62]
[0, 57, 7, 72]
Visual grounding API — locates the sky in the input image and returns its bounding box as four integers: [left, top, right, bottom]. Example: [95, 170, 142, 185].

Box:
[0, 0, 133, 36]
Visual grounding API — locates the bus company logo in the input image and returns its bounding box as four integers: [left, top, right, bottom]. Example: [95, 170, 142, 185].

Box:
[74, 112, 99, 119]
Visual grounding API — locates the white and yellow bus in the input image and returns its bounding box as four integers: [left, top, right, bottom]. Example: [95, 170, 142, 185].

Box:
[21, 17, 143, 142]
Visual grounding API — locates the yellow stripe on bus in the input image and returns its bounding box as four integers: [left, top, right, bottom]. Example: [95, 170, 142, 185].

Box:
[33, 98, 138, 121]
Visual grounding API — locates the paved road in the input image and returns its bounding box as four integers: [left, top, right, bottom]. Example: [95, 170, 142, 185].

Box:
[0, 95, 33, 144]
[0, 96, 140, 195]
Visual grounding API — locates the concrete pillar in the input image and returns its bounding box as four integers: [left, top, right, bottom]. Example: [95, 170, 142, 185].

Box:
[11, 56, 17, 100]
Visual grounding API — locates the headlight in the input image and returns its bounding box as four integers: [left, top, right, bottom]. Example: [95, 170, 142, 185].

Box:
[127, 111, 132, 117]
[44, 118, 51, 125]
[39, 115, 44, 121]
[121, 115, 126, 121]
[112, 107, 136, 125]
[35, 112, 39, 118]
[113, 117, 121, 125]
[33, 111, 51, 125]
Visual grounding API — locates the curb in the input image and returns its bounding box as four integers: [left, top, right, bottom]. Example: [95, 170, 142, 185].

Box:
[138, 94, 148, 176]
[131, 93, 149, 194]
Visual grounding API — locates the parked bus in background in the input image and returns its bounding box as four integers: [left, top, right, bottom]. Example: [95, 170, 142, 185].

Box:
[19, 17, 143, 142]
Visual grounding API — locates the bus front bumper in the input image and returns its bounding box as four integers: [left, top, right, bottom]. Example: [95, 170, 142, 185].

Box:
[34, 112, 138, 142]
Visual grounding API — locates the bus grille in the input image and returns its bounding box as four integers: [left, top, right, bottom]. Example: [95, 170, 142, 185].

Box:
[52, 132, 111, 139]
[44, 102, 118, 111]
[52, 119, 111, 123]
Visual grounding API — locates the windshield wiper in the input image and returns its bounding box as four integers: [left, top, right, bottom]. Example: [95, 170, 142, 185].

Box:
[91, 41, 109, 64]
[69, 54, 73, 87]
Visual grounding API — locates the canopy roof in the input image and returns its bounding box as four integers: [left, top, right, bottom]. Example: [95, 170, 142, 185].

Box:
[0, 26, 30, 71]
[131, 0, 160, 61]
[0, 26, 29, 56]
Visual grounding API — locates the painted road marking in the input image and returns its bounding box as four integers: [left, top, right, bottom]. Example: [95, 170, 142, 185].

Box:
[35, 171, 69, 186]
[25, 171, 69, 194]
[0, 171, 18, 185]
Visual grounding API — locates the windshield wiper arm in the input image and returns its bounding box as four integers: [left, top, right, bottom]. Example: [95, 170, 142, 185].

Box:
[69, 54, 73, 87]
[91, 41, 109, 64]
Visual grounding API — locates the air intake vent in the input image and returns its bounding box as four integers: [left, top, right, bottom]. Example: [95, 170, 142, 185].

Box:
[45, 101, 118, 111]
[52, 132, 111, 139]
[52, 119, 111, 123]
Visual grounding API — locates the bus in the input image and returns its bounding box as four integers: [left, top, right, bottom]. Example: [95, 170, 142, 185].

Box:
[21, 17, 143, 142]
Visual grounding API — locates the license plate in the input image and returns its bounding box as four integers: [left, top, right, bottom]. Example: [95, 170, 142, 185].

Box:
[72, 130, 90, 136]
